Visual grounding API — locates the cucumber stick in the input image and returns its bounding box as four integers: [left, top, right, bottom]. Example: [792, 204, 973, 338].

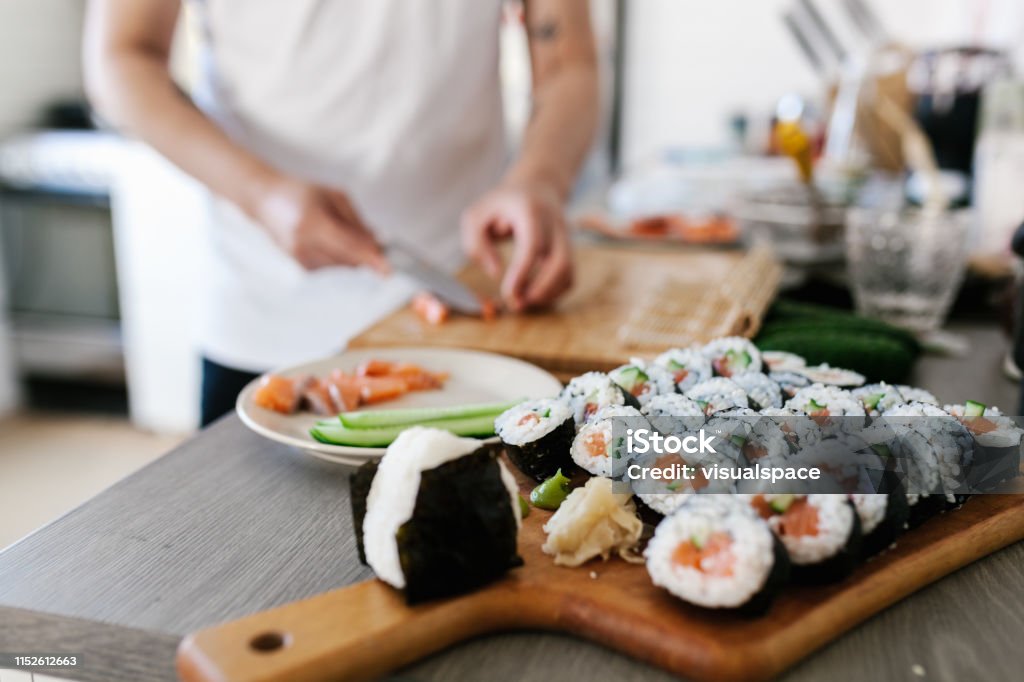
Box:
[337, 399, 521, 429]
[310, 413, 498, 447]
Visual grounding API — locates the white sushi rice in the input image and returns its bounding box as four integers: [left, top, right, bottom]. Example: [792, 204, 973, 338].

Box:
[762, 350, 806, 372]
[786, 384, 866, 418]
[701, 337, 763, 376]
[794, 364, 865, 387]
[852, 383, 905, 415]
[754, 494, 855, 565]
[895, 386, 939, 406]
[569, 405, 645, 477]
[654, 347, 713, 392]
[562, 372, 629, 426]
[495, 398, 572, 446]
[362, 428, 520, 589]
[850, 493, 888, 535]
[686, 377, 749, 415]
[731, 371, 783, 410]
[609, 360, 676, 407]
[646, 497, 775, 608]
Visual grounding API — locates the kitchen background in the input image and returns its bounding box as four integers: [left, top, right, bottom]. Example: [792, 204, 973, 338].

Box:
[2, 0, 1024, 547]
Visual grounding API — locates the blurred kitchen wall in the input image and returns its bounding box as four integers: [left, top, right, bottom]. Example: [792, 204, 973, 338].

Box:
[622, 0, 1024, 168]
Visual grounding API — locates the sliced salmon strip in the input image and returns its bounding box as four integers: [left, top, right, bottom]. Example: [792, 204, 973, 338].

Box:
[327, 370, 363, 411]
[301, 378, 339, 416]
[583, 430, 608, 457]
[356, 376, 409, 404]
[779, 497, 820, 537]
[411, 292, 449, 326]
[672, 532, 735, 577]
[253, 374, 301, 414]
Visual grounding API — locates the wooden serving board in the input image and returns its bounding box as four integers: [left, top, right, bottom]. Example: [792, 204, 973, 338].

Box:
[177, 467, 1024, 682]
[349, 245, 781, 379]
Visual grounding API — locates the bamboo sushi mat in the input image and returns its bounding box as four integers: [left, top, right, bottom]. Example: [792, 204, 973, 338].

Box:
[350, 245, 783, 379]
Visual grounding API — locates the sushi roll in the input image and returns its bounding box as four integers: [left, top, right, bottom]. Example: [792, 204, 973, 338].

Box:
[570, 405, 648, 478]
[496, 398, 576, 482]
[760, 406, 823, 452]
[739, 417, 791, 465]
[794, 364, 865, 388]
[731, 371, 783, 410]
[686, 377, 749, 416]
[850, 491, 908, 556]
[562, 372, 640, 426]
[785, 384, 866, 437]
[894, 386, 939, 406]
[852, 383, 905, 416]
[646, 496, 790, 614]
[609, 360, 676, 408]
[762, 350, 806, 372]
[641, 393, 706, 437]
[882, 403, 974, 508]
[353, 428, 523, 603]
[747, 493, 862, 583]
[654, 348, 713, 392]
[631, 441, 736, 516]
[701, 336, 763, 377]
[770, 371, 811, 400]
[945, 401, 1023, 491]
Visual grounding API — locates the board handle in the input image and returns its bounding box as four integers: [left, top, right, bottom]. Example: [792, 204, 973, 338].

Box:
[177, 579, 521, 682]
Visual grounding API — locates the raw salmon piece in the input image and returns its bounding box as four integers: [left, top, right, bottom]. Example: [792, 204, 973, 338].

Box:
[355, 359, 394, 377]
[253, 374, 300, 414]
[479, 296, 500, 322]
[411, 292, 449, 326]
[327, 370, 363, 411]
[672, 532, 735, 576]
[356, 376, 409, 404]
[301, 378, 339, 416]
[388, 363, 448, 391]
[779, 497, 820, 537]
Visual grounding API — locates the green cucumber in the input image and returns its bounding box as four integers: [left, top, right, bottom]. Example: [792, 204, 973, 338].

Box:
[862, 393, 883, 410]
[614, 366, 648, 392]
[756, 331, 917, 384]
[338, 399, 521, 429]
[964, 400, 986, 417]
[518, 494, 531, 519]
[723, 349, 752, 372]
[690, 533, 706, 550]
[310, 413, 498, 447]
[770, 494, 795, 513]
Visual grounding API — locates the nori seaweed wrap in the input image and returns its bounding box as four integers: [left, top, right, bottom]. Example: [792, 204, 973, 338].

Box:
[495, 398, 577, 481]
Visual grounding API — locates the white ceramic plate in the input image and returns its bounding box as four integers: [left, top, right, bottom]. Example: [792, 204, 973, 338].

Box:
[236, 347, 563, 466]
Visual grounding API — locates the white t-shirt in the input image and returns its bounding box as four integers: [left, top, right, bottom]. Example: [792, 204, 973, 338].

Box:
[188, 0, 506, 371]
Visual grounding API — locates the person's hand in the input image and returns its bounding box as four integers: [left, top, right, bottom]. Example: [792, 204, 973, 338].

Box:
[461, 180, 573, 311]
[254, 176, 389, 273]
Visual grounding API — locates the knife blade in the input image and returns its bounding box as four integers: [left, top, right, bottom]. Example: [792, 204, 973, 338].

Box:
[387, 244, 482, 315]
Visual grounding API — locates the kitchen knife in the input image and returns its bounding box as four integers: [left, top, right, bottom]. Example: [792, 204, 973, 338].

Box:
[387, 244, 483, 315]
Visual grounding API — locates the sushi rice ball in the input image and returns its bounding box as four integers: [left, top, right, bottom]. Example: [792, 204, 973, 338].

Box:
[747, 493, 862, 583]
[654, 348, 713, 392]
[646, 496, 789, 612]
[609, 360, 676, 408]
[495, 398, 576, 482]
[562, 372, 639, 426]
[570, 405, 648, 478]
[686, 377, 749, 416]
[701, 336, 763, 377]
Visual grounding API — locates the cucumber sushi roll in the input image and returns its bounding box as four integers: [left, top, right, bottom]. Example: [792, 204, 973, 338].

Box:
[496, 398, 576, 482]
[852, 383, 905, 416]
[945, 401, 1023, 491]
[747, 493, 862, 583]
[770, 371, 811, 400]
[785, 385, 866, 437]
[850, 492, 908, 556]
[562, 371, 640, 426]
[760, 406, 823, 452]
[685, 377, 749, 416]
[731, 371, 784, 410]
[794, 364, 865, 388]
[740, 418, 792, 465]
[641, 393, 706, 437]
[355, 428, 523, 603]
[654, 348, 713, 392]
[887, 426, 946, 526]
[609, 360, 676, 408]
[701, 336, 763, 377]
[705, 407, 760, 463]
[894, 385, 939, 406]
[646, 496, 790, 614]
[570, 405, 648, 478]
[883, 403, 974, 507]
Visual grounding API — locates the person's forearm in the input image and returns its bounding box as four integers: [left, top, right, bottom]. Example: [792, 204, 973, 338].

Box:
[85, 46, 278, 219]
[504, 64, 599, 202]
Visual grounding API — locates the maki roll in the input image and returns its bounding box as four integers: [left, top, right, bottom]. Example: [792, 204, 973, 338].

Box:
[654, 348, 713, 392]
[945, 401, 1023, 491]
[701, 336, 763, 377]
[686, 377, 749, 416]
[631, 441, 735, 516]
[747, 493, 862, 583]
[496, 398, 576, 482]
[785, 384, 866, 437]
[850, 491, 908, 556]
[562, 372, 640, 426]
[852, 383, 905, 416]
[641, 393, 706, 437]
[570, 405, 648, 478]
[354, 428, 523, 603]
[762, 350, 806, 372]
[646, 496, 790, 614]
[794, 364, 865, 388]
[894, 385, 939, 406]
[760, 406, 823, 452]
[739, 417, 791, 465]
[731, 371, 784, 410]
[609, 360, 676, 408]
[770, 371, 811, 400]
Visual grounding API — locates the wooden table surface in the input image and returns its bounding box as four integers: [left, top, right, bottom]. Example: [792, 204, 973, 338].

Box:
[0, 323, 1022, 682]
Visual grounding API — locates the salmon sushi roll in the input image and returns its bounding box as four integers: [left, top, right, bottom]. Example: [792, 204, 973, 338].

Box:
[654, 348, 712, 392]
[561, 372, 641, 427]
[609, 360, 676, 408]
[570, 405, 647, 478]
[495, 398, 576, 482]
[685, 378, 749, 416]
[646, 496, 790, 614]
[700, 337, 763, 377]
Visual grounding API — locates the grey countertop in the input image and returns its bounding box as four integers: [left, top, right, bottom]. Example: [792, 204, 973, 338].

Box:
[0, 324, 1021, 682]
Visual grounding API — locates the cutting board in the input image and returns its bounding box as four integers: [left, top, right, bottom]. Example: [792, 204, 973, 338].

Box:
[177, 467, 1024, 682]
[349, 245, 781, 379]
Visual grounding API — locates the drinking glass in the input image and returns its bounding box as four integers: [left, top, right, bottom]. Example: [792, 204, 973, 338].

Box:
[846, 207, 970, 332]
